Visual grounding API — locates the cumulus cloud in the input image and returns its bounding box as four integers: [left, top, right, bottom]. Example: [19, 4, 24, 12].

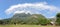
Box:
[5, 2, 60, 18]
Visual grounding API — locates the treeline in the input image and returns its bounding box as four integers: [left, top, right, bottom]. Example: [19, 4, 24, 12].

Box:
[0, 13, 60, 25]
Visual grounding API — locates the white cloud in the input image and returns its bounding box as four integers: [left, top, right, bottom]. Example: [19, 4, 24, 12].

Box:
[5, 2, 60, 18]
[14, 11, 32, 14]
[14, 11, 25, 14]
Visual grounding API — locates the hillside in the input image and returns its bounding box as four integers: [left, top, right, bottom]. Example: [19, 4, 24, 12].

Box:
[0, 13, 50, 25]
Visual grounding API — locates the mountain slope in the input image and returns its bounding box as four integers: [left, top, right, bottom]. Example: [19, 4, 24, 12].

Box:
[0, 13, 50, 25]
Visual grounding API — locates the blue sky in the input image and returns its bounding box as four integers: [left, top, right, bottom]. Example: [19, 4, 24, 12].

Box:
[0, 0, 60, 19]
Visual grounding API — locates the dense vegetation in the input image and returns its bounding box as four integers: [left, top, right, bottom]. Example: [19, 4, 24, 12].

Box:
[0, 12, 60, 25]
[0, 13, 50, 25]
[56, 13, 60, 25]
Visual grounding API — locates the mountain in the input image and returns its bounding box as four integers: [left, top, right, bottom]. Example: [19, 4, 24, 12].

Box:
[0, 13, 48, 25]
[13, 13, 31, 18]
[11, 13, 46, 21]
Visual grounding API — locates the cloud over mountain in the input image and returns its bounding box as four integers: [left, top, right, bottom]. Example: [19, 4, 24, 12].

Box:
[5, 2, 60, 18]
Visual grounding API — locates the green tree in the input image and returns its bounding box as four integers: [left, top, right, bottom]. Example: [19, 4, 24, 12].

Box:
[36, 14, 50, 25]
[56, 13, 60, 25]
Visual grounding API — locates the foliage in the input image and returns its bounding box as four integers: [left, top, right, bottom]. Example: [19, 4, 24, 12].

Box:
[56, 13, 60, 25]
[0, 13, 50, 25]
